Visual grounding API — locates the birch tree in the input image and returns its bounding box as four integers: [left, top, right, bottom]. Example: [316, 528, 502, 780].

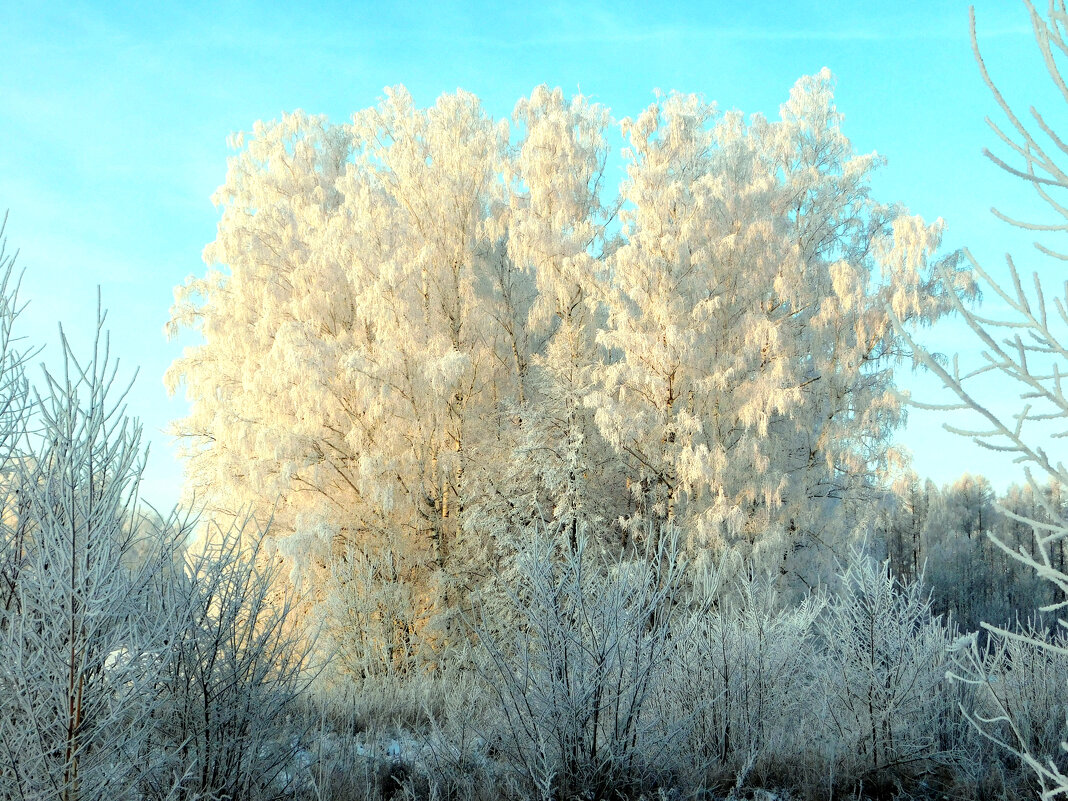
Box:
[592, 73, 972, 573]
[341, 87, 511, 569]
[168, 92, 520, 664]
[170, 75, 974, 652]
[490, 86, 623, 548]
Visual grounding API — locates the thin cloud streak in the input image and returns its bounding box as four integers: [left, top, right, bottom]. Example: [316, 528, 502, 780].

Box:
[190, 23, 1036, 55]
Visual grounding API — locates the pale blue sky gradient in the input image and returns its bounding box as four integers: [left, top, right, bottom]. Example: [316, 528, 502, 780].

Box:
[0, 1, 1052, 509]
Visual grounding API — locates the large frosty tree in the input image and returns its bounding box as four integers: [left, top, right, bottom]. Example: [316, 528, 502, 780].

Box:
[168, 74, 970, 656]
[592, 71, 972, 575]
[484, 87, 622, 549]
[168, 92, 520, 664]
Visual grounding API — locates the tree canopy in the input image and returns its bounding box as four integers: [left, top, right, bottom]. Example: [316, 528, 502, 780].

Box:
[167, 71, 973, 648]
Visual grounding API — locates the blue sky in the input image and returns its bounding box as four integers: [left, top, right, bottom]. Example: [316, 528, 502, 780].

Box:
[0, 1, 1052, 510]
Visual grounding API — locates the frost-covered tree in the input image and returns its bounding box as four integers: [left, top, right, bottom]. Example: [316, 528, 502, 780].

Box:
[341, 88, 513, 569]
[891, 2, 1068, 796]
[815, 557, 954, 783]
[166, 112, 350, 525]
[168, 75, 973, 654]
[875, 470, 934, 585]
[592, 72, 972, 574]
[0, 308, 178, 801]
[923, 474, 1000, 626]
[487, 87, 624, 549]
[168, 94, 518, 656]
[0, 218, 34, 617]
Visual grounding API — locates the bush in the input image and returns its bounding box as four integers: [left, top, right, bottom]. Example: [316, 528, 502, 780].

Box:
[0, 300, 178, 801]
[147, 517, 318, 801]
[814, 556, 959, 794]
[473, 525, 689, 800]
[668, 563, 824, 793]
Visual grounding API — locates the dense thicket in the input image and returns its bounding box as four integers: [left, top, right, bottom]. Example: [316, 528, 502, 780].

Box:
[0, 226, 315, 801]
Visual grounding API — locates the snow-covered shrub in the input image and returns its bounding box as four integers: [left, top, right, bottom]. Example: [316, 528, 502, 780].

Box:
[0, 229, 31, 621]
[146, 518, 318, 801]
[667, 564, 823, 792]
[0, 304, 179, 801]
[322, 538, 433, 682]
[409, 666, 501, 801]
[814, 556, 958, 791]
[473, 524, 688, 800]
[950, 623, 1068, 795]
